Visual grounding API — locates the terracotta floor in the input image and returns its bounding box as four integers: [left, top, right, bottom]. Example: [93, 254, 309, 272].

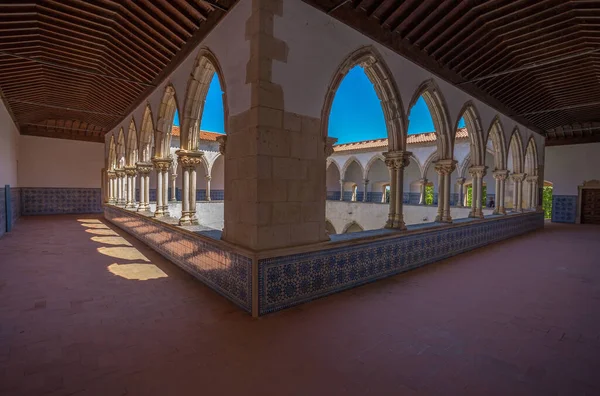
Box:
[1, 215, 599, 396]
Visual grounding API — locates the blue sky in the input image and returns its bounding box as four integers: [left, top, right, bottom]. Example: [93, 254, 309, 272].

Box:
[174, 67, 465, 143]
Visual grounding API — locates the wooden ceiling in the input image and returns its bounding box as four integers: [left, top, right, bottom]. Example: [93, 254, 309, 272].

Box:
[304, 0, 600, 146]
[0, 0, 235, 143]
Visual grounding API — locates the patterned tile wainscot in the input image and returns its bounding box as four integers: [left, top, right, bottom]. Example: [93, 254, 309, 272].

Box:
[10, 187, 21, 228]
[551, 195, 577, 223]
[0, 186, 6, 237]
[104, 206, 253, 313]
[258, 212, 544, 315]
[21, 188, 102, 215]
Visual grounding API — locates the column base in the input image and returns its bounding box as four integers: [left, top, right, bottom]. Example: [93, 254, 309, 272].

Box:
[438, 216, 453, 223]
[108, 199, 117, 205]
[493, 207, 507, 215]
[125, 202, 136, 209]
[170, 198, 177, 202]
[137, 204, 150, 212]
[470, 210, 484, 219]
[384, 216, 406, 230]
[178, 212, 199, 226]
[116, 200, 126, 207]
[154, 207, 169, 218]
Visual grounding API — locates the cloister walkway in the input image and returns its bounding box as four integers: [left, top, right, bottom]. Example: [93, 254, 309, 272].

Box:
[0, 216, 599, 395]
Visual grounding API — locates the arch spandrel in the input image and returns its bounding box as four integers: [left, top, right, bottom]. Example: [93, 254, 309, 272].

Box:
[453, 101, 485, 166]
[154, 84, 181, 159]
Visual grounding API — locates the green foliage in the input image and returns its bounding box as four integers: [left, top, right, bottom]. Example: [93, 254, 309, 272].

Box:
[385, 186, 390, 203]
[466, 185, 472, 207]
[543, 186, 553, 219]
[425, 185, 434, 205]
[482, 185, 487, 207]
[466, 185, 487, 207]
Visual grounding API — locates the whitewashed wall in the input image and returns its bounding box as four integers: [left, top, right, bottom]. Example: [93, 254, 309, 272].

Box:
[545, 143, 600, 195]
[0, 100, 19, 186]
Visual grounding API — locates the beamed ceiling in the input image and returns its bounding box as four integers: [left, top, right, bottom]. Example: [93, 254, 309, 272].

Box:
[1, 1, 599, 146]
[304, 0, 600, 146]
[0, 0, 236, 143]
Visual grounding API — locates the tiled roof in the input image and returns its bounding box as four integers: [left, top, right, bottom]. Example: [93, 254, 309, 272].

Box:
[171, 126, 223, 141]
[333, 128, 469, 152]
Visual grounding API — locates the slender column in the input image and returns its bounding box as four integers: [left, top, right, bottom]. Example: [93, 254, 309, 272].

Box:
[362, 179, 369, 202]
[176, 149, 204, 226]
[384, 150, 411, 229]
[511, 173, 526, 212]
[205, 175, 212, 201]
[456, 178, 465, 207]
[124, 167, 137, 209]
[492, 170, 508, 214]
[152, 158, 172, 217]
[434, 159, 456, 223]
[469, 165, 487, 218]
[136, 163, 152, 211]
[115, 169, 125, 206]
[419, 178, 428, 205]
[526, 175, 538, 210]
[170, 174, 177, 201]
[107, 171, 116, 204]
[339, 179, 345, 201]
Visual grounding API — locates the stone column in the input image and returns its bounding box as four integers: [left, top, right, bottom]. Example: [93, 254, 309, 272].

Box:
[511, 173, 526, 212]
[526, 175, 538, 210]
[456, 178, 465, 207]
[115, 169, 125, 206]
[384, 150, 411, 230]
[107, 171, 116, 204]
[434, 159, 456, 223]
[492, 170, 508, 214]
[362, 179, 369, 202]
[152, 158, 172, 217]
[468, 165, 487, 218]
[136, 163, 152, 211]
[419, 178, 428, 205]
[170, 173, 177, 201]
[176, 150, 204, 225]
[205, 175, 212, 201]
[124, 166, 137, 209]
[339, 179, 344, 201]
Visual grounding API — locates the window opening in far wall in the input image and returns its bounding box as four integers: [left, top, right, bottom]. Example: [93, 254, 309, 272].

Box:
[425, 184, 434, 205]
[543, 181, 553, 219]
[466, 185, 487, 207]
[384, 185, 390, 203]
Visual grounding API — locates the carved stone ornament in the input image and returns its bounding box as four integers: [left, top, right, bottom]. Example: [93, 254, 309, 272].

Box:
[384, 150, 412, 170]
[325, 137, 338, 158]
[582, 179, 600, 188]
[176, 149, 204, 170]
[492, 169, 509, 181]
[107, 170, 117, 179]
[216, 135, 227, 155]
[124, 166, 137, 177]
[526, 175, 538, 183]
[136, 162, 153, 175]
[468, 165, 487, 178]
[434, 159, 457, 175]
[114, 168, 125, 178]
[510, 173, 526, 182]
[151, 157, 172, 172]
[456, 177, 466, 185]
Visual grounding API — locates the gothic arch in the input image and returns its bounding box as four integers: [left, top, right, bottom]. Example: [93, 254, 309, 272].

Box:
[422, 152, 439, 179]
[407, 79, 453, 159]
[325, 219, 337, 235]
[321, 46, 406, 151]
[525, 137, 538, 176]
[454, 101, 484, 166]
[486, 116, 507, 170]
[508, 128, 525, 173]
[180, 47, 229, 151]
[116, 128, 125, 168]
[341, 156, 365, 180]
[342, 221, 364, 234]
[364, 154, 386, 180]
[326, 158, 341, 174]
[139, 104, 155, 163]
[154, 84, 180, 159]
[107, 135, 116, 170]
[125, 118, 138, 167]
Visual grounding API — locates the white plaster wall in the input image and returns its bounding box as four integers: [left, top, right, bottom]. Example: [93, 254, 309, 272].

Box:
[18, 136, 103, 188]
[272, 0, 541, 157]
[326, 201, 493, 232]
[545, 143, 600, 195]
[0, 100, 19, 186]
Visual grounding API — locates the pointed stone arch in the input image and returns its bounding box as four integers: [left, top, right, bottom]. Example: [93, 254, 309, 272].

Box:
[180, 47, 229, 151]
[486, 116, 507, 170]
[454, 101, 484, 166]
[107, 135, 116, 170]
[325, 219, 337, 235]
[321, 46, 406, 151]
[364, 153, 386, 180]
[139, 104, 155, 163]
[407, 79, 453, 159]
[422, 152, 439, 179]
[524, 137, 538, 176]
[154, 84, 180, 159]
[342, 221, 364, 234]
[326, 158, 341, 174]
[508, 128, 525, 173]
[116, 128, 125, 168]
[126, 118, 139, 167]
[341, 156, 365, 180]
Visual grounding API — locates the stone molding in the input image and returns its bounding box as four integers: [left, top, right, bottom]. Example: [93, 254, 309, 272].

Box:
[136, 162, 153, 174]
[216, 135, 227, 155]
[325, 137, 338, 158]
[456, 177, 466, 185]
[176, 149, 205, 170]
[383, 150, 412, 169]
[151, 157, 172, 172]
[468, 165, 487, 178]
[434, 159, 457, 175]
[124, 166, 137, 177]
[510, 173, 526, 182]
[492, 169, 509, 180]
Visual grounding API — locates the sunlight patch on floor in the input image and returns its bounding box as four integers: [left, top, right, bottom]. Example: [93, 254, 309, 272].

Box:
[107, 263, 168, 280]
[77, 219, 102, 223]
[91, 236, 132, 246]
[97, 246, 150, 262]
[80, 223, 109, 229]
[85, 228, 119, 236]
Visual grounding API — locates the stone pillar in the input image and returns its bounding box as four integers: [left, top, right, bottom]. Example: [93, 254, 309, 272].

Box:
[456, 178, 465, 207]
[526, 175, 538, 210]
[384, 151, 411, 230]
[492, 170, 508, 214]
[468, 165, 487, 218]
[339, 179, 344, 201]
[136, 163, 152, 211]
[511, 173, 526, 212]
[124, 166, 137, 209]
[176, 150, 204, 225]
[362, 179, 369, 202]
[419, 178, 428, 205]
[434, 159, 456, 223]
[115, 169, 125, 206]
[152, 158, 172, 217]
[170, 173, 177, 201]
[107, 171, 116, 204]
[205, 175, 212, 201]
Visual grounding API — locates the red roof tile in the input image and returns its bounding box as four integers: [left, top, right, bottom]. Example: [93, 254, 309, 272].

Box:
[333, 128, 469, 152]
[170, 126, 223, 141]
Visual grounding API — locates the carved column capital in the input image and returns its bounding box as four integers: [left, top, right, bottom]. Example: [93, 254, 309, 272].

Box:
[114, 168, 125, 178]
[468, 165, 488, 178]
[151, 157, 172, 172]
[176, 149, 204, 170]
[434, 159, 457, 175]
[456, 177, 466, 185]
[384, 150, 412, 170]
[216, 135, 227, 155]
[510, 173, 526, 182]
[136, 162, 153, 175]
[492, 169, 509, 181]
[325, 137, 338, 158]
[526, 175, 538, 184]
[107, 170, 117, 180]
[205, 175, 212, 181]
[124, 166, 137, 177]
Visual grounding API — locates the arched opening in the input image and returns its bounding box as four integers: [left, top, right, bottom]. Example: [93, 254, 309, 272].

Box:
[325, 220, 337, 235]
[524, 138, 539, 210]
[506, 129, 524, 210]
[116, 128, 125, 168]
[404, 156, 421, 205]
[342, 159, 364, 201]
[155, 85, 179, 159]
[422, 154, 439, 206]
[365, 157, 389, 203]
[543, 181, 553, 219]
[326, 161, 341, 200]
[139, 105, 155, 163]
[126, 118, 138, 167]
[343, 221, 364, 234]
[210, 154, 224, 201]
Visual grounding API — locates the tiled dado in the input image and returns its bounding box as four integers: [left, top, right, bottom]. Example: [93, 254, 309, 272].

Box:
[104, 206, 253, 313]
[11, 188, 21, 228]
[0, 187, 5, 237]
[552, 195, 577, 223]
[258, 212, 544, 315]
[1, 187, 21, 237]
[21, 188, 102, 215]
